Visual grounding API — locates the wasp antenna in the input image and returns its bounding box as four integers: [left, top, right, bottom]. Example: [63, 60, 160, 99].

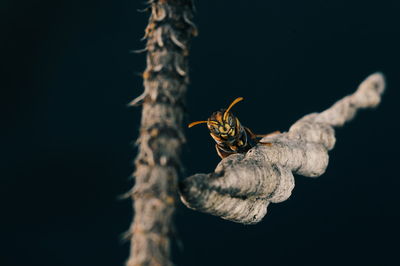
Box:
[188, 121, 209, 128]
[224, 97, 244, 120]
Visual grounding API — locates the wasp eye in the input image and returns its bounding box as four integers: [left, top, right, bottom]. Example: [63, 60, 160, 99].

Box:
[211, 126, 220, 134]
[228, 115, 235, 125]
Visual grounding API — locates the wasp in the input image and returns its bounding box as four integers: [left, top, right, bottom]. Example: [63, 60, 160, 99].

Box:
[188, 97, 279, 159]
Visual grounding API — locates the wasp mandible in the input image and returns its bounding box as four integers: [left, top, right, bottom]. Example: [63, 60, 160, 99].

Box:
[188, 97, 280, 159]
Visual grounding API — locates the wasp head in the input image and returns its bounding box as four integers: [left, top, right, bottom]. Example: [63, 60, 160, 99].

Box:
[207, 110, 239, 142]
[188, 97, 244, 143]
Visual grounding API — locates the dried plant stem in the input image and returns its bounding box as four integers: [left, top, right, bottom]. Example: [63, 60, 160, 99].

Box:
[127, 1, 196, 265]
[179, 73, 385, 224]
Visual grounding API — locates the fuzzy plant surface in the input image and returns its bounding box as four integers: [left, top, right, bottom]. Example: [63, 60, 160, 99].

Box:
[127, 1, 196, 266]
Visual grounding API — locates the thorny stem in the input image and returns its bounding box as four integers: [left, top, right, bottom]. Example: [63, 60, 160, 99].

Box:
[127, 1, 196, 266]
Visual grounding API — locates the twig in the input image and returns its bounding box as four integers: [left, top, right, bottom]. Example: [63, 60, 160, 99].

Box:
[179, 73, 385, 224]
[127, 1, 196, 265]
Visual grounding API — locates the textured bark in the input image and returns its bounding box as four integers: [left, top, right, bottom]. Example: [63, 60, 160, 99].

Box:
[179, 73, 385, 224]
[127, 1, 196, 265]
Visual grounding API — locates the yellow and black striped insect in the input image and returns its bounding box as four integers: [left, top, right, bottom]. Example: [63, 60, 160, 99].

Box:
[188, 97, 279, 159]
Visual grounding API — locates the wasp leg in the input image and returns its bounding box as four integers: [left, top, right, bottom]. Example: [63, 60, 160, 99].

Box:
[245, 127, 280, 140]
[244, 127, 278, 147]
[257, 131, 279, 145]
[255, 130, 281, 138]
[258, 141, 272, 146]
[215, 144, 232, 159]
[246, 127, 281, 138]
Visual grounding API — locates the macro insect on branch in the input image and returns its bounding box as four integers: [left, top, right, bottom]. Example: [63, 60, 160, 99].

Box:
[179, 73, 385, 224]
[188, 97, 279, 159]
[128, 0, 385, 265]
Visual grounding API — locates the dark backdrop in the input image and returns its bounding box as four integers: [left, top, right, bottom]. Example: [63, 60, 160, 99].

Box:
[1, 1, 400, 266]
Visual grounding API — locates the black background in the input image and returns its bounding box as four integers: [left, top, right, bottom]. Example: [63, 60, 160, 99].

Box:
[1, 1, 400, 266]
